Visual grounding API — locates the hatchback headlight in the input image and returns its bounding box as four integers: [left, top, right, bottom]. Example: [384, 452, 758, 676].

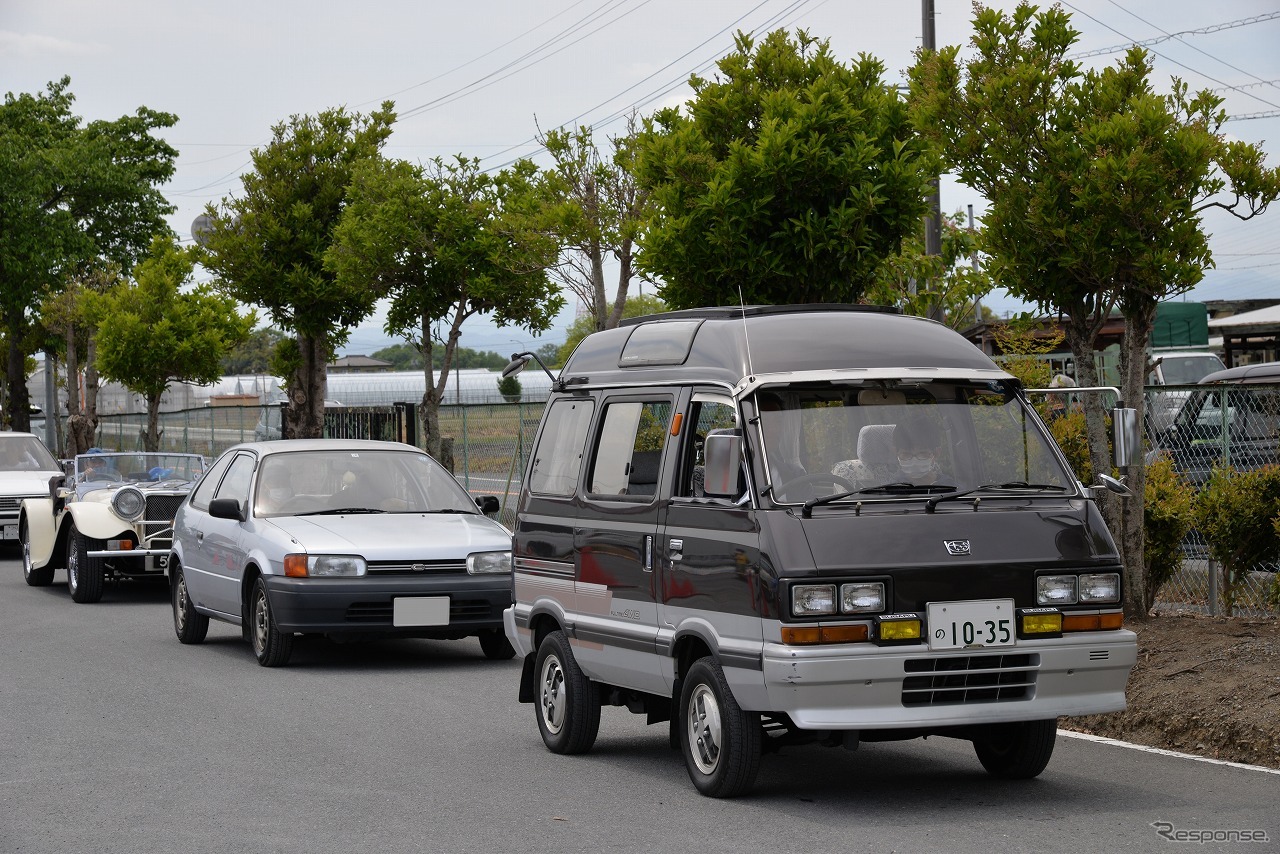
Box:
[841, 582, 885, 614]
[1079, 572, 1121, 603]
[792, 584, 836, 616]
[467, 551, 512, 575]
[111, 487, 145, 522]
[1037, 574, 1078, 605]
[283, 554, 366, 577]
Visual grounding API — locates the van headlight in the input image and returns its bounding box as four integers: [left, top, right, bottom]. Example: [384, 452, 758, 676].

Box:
[111, 487, 145, 522]
[468, 551, 512, 575]
[841, 582, 885, 614]
[792, 584, 836, 616]
[1079, 572, 1121, 603]
[1036, 575, 1078, 605]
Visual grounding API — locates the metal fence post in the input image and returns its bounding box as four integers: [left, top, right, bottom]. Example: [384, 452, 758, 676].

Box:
[460, 403, 469, 485]
[1207, 559, 1219, 617]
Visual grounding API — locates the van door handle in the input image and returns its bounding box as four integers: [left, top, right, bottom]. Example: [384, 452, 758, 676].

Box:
[669, 538, 683, 562]
[643, 535, 653, 572]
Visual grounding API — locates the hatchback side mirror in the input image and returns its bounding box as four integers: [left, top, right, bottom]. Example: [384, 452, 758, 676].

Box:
[475, 495, 500, 515]
[209, 497, 244, 521]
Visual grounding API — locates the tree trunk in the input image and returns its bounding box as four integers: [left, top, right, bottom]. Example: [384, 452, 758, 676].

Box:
[285, 332, 329, 439]
[419, 317, 441, 460]
[607, 237, 634, 330]
[142, 393, 163, 452]
[6, 316, 30, 433]
[1117, 299, 1157, 619]
[589, 238, 607, 331]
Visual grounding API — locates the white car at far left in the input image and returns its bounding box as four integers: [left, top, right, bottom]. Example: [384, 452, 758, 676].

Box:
[0, 432, 63, 543]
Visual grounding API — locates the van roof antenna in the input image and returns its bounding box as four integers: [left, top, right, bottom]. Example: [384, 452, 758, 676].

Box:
[738, 286, 755, 383]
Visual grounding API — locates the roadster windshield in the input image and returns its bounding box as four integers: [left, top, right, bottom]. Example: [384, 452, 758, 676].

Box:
[753, 380, 1075, 504]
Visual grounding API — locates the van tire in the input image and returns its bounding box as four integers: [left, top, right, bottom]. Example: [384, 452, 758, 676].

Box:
[973, 719, 1057, 779]
[534, 630, 599, 754]
[679, 657, 761, 798]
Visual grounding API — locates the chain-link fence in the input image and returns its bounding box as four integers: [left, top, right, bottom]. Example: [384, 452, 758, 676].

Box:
[91, 385, 1280, 612]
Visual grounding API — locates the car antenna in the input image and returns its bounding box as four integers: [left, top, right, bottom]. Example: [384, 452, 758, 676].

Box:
[738, 286, 755, 382]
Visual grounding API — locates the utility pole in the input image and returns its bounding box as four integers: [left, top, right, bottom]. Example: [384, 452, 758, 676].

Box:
[922, 0, 945, 322]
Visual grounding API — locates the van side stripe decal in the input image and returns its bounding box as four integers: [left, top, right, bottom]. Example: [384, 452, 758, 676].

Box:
[514, 557, 574, 577]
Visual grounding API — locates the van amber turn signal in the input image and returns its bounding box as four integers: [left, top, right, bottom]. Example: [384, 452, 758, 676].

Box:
[780, 624, 870, 645]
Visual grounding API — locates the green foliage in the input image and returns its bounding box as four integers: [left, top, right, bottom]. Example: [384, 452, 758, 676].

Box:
[0, 76, 178, 430]
[93, 236, 255, 449]
[368, 343, 507, 372]
[535, 119, 649, 329]
[557, 294, 667, 365]
[1143, 455, 1194, 613]
[864, 210, 993, 328]
[497, 374, 522, 402]
[198, 102, 395, 437]
[328, 153, 562, 457]
[221, 326, 285, 374]
[633, 29, 934, 308]
[371, 342, 423, 371]
[1195, 465, 1280, 616]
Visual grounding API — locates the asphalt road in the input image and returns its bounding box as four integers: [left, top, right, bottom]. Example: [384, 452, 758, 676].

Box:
[2, 548, 1277, 854]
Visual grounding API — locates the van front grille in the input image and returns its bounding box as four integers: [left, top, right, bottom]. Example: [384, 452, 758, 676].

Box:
[901, 653, 1038, 706]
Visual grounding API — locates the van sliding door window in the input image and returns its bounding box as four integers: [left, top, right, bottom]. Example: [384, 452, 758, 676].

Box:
[528, 399, 595, 496]
[589, 400, 671, 498]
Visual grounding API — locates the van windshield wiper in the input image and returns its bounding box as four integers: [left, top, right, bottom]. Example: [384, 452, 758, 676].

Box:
[801, 482, 957, 518]
[924, 481, 1068, 512]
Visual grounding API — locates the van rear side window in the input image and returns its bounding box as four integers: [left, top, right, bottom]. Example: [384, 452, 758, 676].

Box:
[589, 400, 671, 497]
[528, 399, 595, 496]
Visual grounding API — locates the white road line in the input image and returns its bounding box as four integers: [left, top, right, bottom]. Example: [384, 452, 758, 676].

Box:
[1059, 729, 1280, 775]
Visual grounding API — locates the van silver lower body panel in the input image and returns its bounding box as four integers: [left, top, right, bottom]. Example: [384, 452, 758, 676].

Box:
[755, 630, 1136, 729]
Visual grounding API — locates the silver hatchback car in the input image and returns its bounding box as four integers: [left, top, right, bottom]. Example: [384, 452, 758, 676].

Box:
[169, 439, 513, 667]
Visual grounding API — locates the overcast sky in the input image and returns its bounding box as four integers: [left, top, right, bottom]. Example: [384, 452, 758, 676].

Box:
[5, 0, 1279, 357]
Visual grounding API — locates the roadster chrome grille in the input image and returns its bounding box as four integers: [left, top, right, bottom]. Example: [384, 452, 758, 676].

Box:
[143, 494, 186, 545]
[901, 653, 1038, 706]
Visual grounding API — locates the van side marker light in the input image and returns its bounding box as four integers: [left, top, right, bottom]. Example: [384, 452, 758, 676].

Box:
[670, 412, 683, 436]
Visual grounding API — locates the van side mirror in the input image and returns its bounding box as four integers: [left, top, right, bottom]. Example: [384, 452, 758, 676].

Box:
[703, 431, 742, 498]
[501, 354, 530, 379]
[1111, 407, 1140, 467]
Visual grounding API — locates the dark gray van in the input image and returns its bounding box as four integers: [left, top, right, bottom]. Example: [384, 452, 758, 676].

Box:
[502, 305, 1137, 797]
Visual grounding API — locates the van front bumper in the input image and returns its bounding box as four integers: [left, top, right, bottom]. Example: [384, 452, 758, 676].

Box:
[751, 629, 1137, 730]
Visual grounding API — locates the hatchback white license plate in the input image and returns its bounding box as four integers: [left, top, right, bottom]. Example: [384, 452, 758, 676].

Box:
[927, 599, 1015, 650]
[393, 597, 449, 627]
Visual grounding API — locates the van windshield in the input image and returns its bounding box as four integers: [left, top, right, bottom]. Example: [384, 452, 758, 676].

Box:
[753, 381, 1076, 504]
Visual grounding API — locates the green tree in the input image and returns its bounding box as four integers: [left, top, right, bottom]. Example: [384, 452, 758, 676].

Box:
[0, 77, 177, 431]
[328, 155, 562, 460]
[536, 116, 648, 331]
[908, 3, 1280, 617]
[371, 342, 424, 371]
[1196, 465, 1280, 616]
[865, 210, 993, 328]
[93, 236, 255, 450]
[221, 326, 286, 375]
[632, 29, 934, 308]
[557, 293, 667, 365]
[198, 103, 395, 439]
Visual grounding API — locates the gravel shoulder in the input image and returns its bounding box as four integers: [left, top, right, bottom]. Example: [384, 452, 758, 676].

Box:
[1062, 614, 1280, 769]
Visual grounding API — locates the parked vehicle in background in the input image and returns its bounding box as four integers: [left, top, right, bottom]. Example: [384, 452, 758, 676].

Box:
[0, 433, 63, 544]
[1144, 351, 1227, 432]
[1147, 360, 1280, 487]
[168, 439, 513, 667]
[503, 305, 1138, 798]
[20, 452, 208, 601]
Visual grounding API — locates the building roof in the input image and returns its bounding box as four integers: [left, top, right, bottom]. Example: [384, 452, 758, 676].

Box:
[329, 354, 394, 369]
[1207, 304, 1280, 330]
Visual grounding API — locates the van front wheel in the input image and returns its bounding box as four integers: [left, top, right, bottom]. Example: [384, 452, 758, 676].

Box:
[973, 719, 1057, 779]
[679, 657, 761, 798]
[534, 630, 599, 754]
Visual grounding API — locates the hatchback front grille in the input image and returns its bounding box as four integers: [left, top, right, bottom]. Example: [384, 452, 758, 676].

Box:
[901, 653, 1038, 706]
[344, 598, 495, 624]
[366, 560, 467, 575]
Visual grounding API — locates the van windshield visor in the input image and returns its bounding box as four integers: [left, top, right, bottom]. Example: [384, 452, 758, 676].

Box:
[754, 381, 1075, 505]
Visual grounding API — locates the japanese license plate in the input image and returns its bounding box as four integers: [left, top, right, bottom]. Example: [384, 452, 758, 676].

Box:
[927, 599, 1015, 650]
[393, 596, 449, 627]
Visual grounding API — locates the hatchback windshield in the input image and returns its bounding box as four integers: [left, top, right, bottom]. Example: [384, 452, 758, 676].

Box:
[255, 449, 481, 517]
[753, 380, 1075, 503]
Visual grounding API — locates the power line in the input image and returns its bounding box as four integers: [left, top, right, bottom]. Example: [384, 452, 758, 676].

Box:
[1068, 11, 1280, 59]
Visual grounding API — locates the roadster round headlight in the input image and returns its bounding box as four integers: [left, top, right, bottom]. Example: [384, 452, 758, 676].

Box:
[111, 487, 146, 521]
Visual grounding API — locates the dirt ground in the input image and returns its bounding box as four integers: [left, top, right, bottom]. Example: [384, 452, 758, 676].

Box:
[1062, 613, 1280, 769]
